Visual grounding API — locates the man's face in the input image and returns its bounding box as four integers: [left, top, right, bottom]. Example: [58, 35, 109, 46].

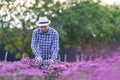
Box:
[40, 25, 49, 33]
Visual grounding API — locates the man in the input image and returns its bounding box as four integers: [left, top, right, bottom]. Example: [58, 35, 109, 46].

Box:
[31, 16, 59, 66]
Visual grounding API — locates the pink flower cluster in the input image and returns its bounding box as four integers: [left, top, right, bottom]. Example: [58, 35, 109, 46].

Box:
[0, 56, 120, 80]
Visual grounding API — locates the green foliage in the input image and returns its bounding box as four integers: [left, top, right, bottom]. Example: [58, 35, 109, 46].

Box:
[0, 27, 32, 59]
[54, 0, 120, 48]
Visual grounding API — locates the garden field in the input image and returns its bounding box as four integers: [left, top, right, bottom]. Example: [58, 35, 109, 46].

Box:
[0, 55, 120, 80]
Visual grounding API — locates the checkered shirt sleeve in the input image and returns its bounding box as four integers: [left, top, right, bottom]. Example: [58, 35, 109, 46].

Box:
[31, 30, 42, 58]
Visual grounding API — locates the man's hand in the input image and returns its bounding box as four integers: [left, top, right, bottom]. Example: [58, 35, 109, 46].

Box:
[36, 57, 43, 63]
[47, 59, 54, 65]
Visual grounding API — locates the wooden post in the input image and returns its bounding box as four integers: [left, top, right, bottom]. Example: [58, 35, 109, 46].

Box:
[64, 54, 67, 62]
[76, 54, 79, 62]
[4, 51, 8, 62]
[81, 53, 84, 61]
[100, 55, 103, 60]
[89, 56, 92, 61]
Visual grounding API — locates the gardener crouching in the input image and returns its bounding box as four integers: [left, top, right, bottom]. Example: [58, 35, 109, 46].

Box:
[31, 16, 59, 67]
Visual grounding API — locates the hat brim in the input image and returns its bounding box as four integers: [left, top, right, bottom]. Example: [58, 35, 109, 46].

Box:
[36, 21, 51, 26]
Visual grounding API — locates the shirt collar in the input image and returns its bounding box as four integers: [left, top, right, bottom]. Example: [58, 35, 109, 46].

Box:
[39, 27, 51, 35]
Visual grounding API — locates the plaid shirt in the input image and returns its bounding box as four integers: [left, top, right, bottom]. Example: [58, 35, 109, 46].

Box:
[31, 27, 59, 61]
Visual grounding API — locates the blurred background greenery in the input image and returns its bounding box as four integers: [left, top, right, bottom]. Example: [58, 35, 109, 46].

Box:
[0, 0, 120, 61]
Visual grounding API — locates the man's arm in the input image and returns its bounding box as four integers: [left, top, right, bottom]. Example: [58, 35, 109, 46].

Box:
[51, 31, 59, 61]
[31, 30, 42, 59]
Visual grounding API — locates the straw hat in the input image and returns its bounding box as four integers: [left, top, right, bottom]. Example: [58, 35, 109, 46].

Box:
[36, 16, 51, 26]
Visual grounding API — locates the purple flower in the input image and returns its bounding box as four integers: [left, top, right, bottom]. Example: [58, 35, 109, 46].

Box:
[19, 69, 45, 79]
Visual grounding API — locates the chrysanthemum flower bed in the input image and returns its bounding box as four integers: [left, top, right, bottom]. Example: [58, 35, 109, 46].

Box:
[0, 56, 120, 80]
